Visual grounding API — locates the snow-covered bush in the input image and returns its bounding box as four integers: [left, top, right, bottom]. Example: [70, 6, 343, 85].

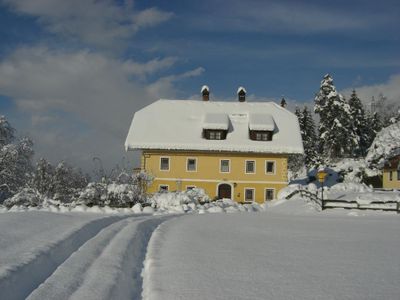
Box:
[150, 191, 193, 210]
[77, 182, 108, 207]
[186, 188, 210, 204]
[3, 188, 41, 208]
[150, 188, 210, 210]
[52, 161, 89, 203]
[366, 121, 400, 168]
[0, 136, 34, 201]
[77, 174, 150, 208]
[277, 184, 303, 200]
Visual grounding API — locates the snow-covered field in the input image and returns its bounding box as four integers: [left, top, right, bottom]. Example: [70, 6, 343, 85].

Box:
[0, 197, 399, 300]
[143, 203, 400, 300]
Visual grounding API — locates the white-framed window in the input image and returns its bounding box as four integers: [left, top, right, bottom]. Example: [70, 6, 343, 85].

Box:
[186, 158, 197, 172]
[244, 188, 255, 202]
[397, 163, 400, 181]
[245, 160, 256, 174]
[159, 185, 169, 192]
[204, 129, 226, 140]
[210, 131, 223, 139]
[186, 185, 196, 191]
[160, 157, 170, 171]
[220, 159, 230, 173]
[265, 188, 275, 201]
[265, 161, 275, 174]
[256, 132, 269, 141]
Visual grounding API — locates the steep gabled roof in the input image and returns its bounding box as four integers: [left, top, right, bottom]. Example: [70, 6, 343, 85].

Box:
[125, 99, 304, 154]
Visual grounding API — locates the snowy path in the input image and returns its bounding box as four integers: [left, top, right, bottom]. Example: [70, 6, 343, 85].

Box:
[143, 211, 400, 300]
[0, 212, 174, 300]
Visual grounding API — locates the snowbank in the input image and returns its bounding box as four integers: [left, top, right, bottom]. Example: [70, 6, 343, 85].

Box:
[1, 188, 265, 215]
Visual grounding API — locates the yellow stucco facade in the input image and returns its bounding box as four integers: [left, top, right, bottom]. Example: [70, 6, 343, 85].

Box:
[382, 168, 400, 189]
[141, 150, 288, 204]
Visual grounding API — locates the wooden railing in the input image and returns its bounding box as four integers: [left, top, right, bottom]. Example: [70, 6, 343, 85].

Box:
[286, 189, 400, 213]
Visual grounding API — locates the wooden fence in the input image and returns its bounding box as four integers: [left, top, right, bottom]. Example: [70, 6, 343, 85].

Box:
[286, 189, 400, 213]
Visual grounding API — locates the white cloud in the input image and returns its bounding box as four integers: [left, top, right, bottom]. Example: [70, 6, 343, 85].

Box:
[189, 0, 378, 34]
[2, 0, 173, 50]
[0, 46, 203, 170]
[341, 74, 400, 108]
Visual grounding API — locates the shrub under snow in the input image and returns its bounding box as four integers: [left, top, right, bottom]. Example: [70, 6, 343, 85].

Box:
[150, 188, 263, 214]
[3, 188, 41, 208]
[77, 182, 144, 208]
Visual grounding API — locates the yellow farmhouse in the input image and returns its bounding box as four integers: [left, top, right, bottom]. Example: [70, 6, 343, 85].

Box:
[125, 86, 304, 204]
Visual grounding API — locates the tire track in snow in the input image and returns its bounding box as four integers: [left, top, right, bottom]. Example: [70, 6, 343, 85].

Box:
[0, 215, 130, 300]
[27, 215, 174, 300]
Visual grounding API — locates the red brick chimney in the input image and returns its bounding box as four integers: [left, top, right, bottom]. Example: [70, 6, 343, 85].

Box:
[237, 86, 246, 102]
[201, 85, 210, 101]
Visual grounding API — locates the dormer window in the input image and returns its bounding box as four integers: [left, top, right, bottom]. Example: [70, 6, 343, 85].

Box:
[203, 113, 229, 140]
[248, 113, 275, 142]
[204, 129, 227, 140]
[250, 130, 273, 141]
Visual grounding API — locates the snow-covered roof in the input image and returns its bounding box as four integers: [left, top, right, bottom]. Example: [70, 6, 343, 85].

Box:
[237, 86, 246, 94]
[203, 113, 229, 130]
[125, 99, 304, 154]
[248, 114, 275, 131]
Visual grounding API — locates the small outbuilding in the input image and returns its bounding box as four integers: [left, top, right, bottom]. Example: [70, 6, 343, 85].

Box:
[382, 152, 400, 189]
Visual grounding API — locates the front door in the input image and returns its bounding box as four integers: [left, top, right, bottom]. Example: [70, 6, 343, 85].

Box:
[218, 184, 232, 199]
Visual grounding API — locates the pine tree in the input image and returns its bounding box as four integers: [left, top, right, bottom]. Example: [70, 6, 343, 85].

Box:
[348, 90, 369, 156]
[314, 74, 356, 159]
[301, 106, 319, 167]
[294, 106, 303, 128]
[367, 111, 382, 144]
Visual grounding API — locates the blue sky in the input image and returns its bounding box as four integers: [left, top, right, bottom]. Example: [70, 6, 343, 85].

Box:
[0, 0, 399, 171]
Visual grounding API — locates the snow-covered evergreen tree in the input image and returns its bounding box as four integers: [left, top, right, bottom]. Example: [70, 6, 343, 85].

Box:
[366, 111, 382, 144]
[314, 74, 356, 159]
[301, 106, 319, 167]
[348, 90, 370, 156]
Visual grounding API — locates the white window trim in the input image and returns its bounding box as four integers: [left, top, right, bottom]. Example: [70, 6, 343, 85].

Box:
[220, 159, 231, 173]
[159, 156, 170, 171]
[159, 184, 169, 192]
[265, 160, 276, 175]
[245, 160, 256, 174]
[244, 187, 255, 203]
[264, 188, 275, 201]
[186, 157, 198, 172]
[186, 185, 196, 191]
